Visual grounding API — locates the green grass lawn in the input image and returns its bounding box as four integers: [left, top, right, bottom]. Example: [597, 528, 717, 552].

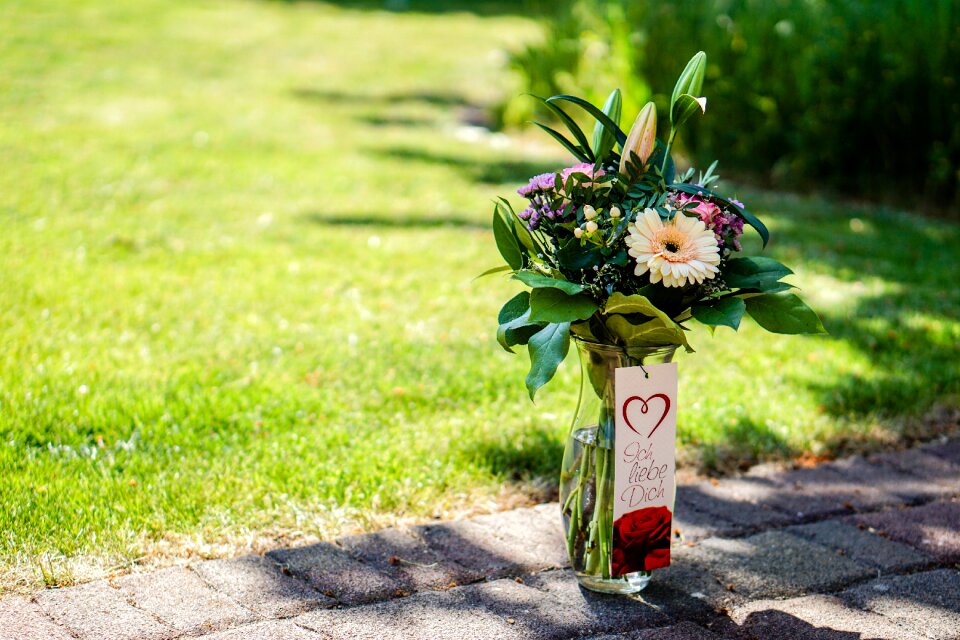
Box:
[2, 0, 958, 592]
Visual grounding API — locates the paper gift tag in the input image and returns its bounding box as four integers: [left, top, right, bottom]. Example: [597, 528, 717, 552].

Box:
[612, 362, 677, 576]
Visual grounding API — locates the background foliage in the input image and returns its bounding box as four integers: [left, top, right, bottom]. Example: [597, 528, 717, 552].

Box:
[503, 0, 960, 210]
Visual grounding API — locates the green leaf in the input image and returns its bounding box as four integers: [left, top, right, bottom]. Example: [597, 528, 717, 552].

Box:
[475, 264, 512, 280]
[592, 89, 622, 160]
[545, 95, 627, 148]
[725, 256, 793, 290]
[512, 271, 585, 295]
[604, 315, 689, 349]
[497, 309, 543, 353]
[531, 122, 591, 162]
[603, 292, 691, 350]
[492, 205, 522, 270]
[496, 292, 543, 353]
[498, 291, 529, 324]
[671, 93, 707, 129]
[525, 322, 571, 400]
[692, 297, 746, 330]
[557, 238, 603, 270]
[529, 288, 598, 323]
[537, 97, 595, 162]
[604, 292, 665, 318]
[745, 292, 826, 335]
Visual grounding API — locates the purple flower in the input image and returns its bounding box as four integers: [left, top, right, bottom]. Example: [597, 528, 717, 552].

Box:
[517, 172, 556, 197]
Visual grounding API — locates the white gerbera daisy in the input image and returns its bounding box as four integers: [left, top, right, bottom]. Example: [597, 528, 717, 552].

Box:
[625, 208, 721, 288]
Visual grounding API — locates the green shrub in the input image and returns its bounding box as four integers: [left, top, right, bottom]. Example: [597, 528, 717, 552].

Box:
[504, 0, 960, 209]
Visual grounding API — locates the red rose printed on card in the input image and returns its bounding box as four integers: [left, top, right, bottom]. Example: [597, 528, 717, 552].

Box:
[611, 505, 672, 576]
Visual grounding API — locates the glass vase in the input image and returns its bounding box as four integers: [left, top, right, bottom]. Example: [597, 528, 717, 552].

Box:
[559, 338, 678, 594]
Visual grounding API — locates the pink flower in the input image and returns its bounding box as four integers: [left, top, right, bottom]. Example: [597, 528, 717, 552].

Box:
[560, 163, 605, 189]
[676, 194, 744, 252]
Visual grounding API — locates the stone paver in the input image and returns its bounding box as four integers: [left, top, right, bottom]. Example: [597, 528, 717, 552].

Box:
[826, 454, 943, 504]
[924, 439, 960, 465]
[761, 465, 899, 519]
[202, 619, 322, 639]
[677, 480, 795, 530]
[685, 530, 874, 599]
[870, 448, 960, 498]
[115, 566, 256, 635]
[472, 504, 570, 572]
[786, 519, 931, 572]
[672, 496, 742, 542]
[523, 569, 672, 635]
[849, 499, 960, 563]
[643, 546, 746, 617]
[411, 519, 526, 581]
[294, 588, 517, 640]
[267, 541, 402, 604]
[35, 580, 177, 640]
[193, 554, 334, 618]
[14, 438, 960, 640]
[458, 576, 582, 640]
[729, 594, 913, 639]
[583, 621, 722, 640]
[840, 570, 960, 640]
[338, 526, 475, 592]
[0, 596, 73, 640]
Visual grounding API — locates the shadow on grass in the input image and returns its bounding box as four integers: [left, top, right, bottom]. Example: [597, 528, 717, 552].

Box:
[376, 146, 558, 185]
[302, 211, 487, 230]
[765, 200, 960, 432]
[693, 417, 793, 473]
[292, 87, 475, 108]
[463, 428, 563, 488]
[272, 0, 552, 17]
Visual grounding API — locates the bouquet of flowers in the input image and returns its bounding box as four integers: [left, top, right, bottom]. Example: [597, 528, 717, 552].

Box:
[488, 51, 824, 399]
[486, 52, 824, 593]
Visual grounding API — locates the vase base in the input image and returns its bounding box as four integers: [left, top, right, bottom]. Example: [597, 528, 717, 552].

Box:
[574, 570, 651, 594]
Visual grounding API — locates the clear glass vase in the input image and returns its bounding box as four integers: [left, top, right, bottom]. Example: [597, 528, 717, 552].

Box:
[560, 338, 678, 594]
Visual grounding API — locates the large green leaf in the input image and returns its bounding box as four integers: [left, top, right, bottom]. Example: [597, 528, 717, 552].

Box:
[591, 89, 622, 161]
[725, 256, 793, 290]
[604, 292, 665, 318]
[496, 197, 539, 256]
[545, 95, 627, 148]
[498, 291, 529, 324]
[529, 288, 599, 323]
[605, 315, 688, 349]
[525, 322, 571, 400]
[492, 206, 522, 270]
[692, 297, 746, 330]
[603, 292, 690, 350]
[496, 292, 543, 353]
[745, 292, 826, 335]
[513, 271, 585, 295]
[497, 309, 543, 353]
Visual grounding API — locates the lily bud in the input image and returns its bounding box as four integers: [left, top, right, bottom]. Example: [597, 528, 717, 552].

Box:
[574, 227, 584, 239]
[670, 51, 707, 123]
[619, 102, 657, 174]
[585, 221, 598, 234]
[583, 205, 598, 220]
[609, 206, 621, 219]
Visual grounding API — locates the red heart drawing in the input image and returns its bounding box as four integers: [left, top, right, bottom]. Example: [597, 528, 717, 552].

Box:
[622, 394, 671, 439]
